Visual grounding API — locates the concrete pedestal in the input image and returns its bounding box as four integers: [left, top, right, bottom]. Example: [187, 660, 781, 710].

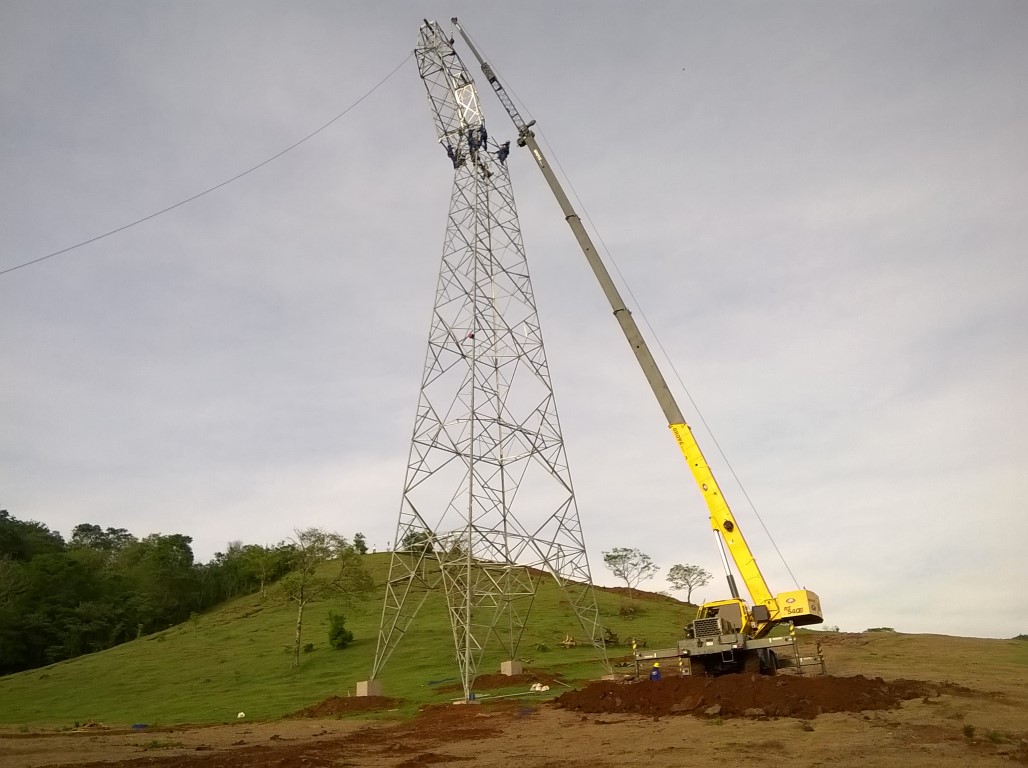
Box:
[500, 660, 524, 676]
[356, 679, 383, 697]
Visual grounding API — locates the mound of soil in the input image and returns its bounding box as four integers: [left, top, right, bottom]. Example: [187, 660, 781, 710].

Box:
[291, 695, 401, 717]
[555, 674, 931, 719]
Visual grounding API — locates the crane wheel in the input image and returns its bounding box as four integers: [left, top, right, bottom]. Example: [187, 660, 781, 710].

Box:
[758, 649, 779, 675]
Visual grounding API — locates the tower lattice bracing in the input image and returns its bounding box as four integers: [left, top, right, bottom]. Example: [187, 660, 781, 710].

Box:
[369, 21, 606, 699]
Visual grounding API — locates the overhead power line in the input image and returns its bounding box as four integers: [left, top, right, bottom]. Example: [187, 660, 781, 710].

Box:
[1, 52, 414, 278]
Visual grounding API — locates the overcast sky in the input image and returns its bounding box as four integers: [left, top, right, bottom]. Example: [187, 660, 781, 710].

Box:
[2, 1, 1025, 640]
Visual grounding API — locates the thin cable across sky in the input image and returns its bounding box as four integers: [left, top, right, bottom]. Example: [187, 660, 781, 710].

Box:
[0, 52, 414, 279]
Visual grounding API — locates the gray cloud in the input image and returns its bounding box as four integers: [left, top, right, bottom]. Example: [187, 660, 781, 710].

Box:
[2, 1, 1026, 639]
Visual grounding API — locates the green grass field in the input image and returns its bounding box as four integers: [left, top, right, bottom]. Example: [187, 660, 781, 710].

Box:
[0, 554, 694, 726]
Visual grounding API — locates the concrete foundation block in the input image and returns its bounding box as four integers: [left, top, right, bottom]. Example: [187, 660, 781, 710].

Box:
[356, 679, 383, 697]
[500, 660, 524, 676]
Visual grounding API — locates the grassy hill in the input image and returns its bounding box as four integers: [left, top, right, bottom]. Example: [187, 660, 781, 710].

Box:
[3, 554, 1024, 730]
[0, 554, 692, 726]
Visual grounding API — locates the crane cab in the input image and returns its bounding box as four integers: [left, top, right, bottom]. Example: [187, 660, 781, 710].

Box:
[690, 599, 755, 638]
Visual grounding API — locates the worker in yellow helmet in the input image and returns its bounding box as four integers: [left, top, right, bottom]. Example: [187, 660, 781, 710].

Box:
[649, 661, 661, 681]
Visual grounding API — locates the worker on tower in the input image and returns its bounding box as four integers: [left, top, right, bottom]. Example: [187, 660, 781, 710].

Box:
[444, 143, 463, 169]
[496, 140, 510, 164]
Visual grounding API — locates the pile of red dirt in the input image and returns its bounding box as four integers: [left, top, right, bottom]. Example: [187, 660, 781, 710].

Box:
[555, 674, 932, 719]
[291, 695, 401, 717]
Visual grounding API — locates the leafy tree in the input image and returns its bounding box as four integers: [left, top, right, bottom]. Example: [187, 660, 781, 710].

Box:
[666, 563, 712, 604]
[241, 543, 294, 597]
[201, 542, 246, 605]
[602, 547, 658, 598]
[70, 524, 136, 553]
[0, 555, 25, 607]
[0, 555, 31, 673]
[0, 510, 65, 561]
[10, 552, 103, 667]
[327, 611, 354, 649]
[400, 529, 435, 554]
[0, 511, 378, 675]
[118, 533, 198, 630]
[352, 532, 368, 555]
[280, 529, 373, 668]
[200, 541, 294, 604]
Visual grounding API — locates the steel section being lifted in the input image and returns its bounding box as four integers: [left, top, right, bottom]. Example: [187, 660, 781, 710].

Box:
[368, 21, 607, 701]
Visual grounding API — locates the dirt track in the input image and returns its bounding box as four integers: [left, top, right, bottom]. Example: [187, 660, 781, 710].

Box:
[3, 634, 1026, 767]
[3, 669, 1026, 768]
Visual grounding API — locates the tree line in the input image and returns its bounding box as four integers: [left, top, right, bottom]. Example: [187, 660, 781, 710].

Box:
[0, 509, 341, 676]
[602, 546, 712, 603]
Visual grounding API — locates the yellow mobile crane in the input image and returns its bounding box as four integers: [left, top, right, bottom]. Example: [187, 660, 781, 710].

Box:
[453, 20, 823, 675]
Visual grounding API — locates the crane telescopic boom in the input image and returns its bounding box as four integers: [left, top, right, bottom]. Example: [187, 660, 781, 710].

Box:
[451, 18, 822, 646]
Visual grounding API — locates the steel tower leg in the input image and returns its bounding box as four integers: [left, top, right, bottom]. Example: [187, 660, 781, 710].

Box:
[368, 21, 608, 701]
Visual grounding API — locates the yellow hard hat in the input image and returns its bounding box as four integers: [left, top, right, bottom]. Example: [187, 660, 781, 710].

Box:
[653, 662, 660, 667]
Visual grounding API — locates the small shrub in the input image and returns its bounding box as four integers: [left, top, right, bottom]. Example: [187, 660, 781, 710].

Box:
[618, 603, 642, 618]
[963, 724, 976, 739]
[302, 642, 315, 654]
[986, 730, 1007, 744]
[865, 627, 896, 633]
[328, 612, 354, 650]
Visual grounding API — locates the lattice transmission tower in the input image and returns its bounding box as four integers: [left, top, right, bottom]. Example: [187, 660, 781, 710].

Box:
[367, 21, 607, 700]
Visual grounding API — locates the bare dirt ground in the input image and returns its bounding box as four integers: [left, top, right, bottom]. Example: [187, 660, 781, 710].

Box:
[3, 634, 1026, 768]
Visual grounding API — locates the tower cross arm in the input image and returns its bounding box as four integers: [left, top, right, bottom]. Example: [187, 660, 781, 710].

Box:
[417, 20, 487, 151]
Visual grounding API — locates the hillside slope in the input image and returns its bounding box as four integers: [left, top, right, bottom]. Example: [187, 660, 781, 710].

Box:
[2, 553, 1024, 730]
[0, 553, 690, 725]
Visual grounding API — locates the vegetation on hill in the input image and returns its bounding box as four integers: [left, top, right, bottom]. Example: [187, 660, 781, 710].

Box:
[0, 509, 321, 675]
[0, 552, 693, 725]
